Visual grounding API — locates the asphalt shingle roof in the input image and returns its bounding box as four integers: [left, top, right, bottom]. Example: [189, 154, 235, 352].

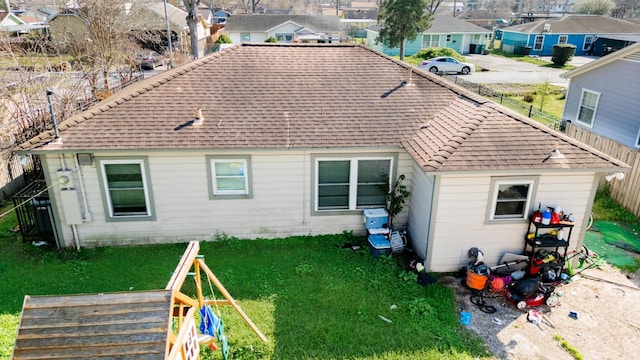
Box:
[224, 15, 341, 33]
[504, 15, 640, 34]
[18, 43, 625, 173]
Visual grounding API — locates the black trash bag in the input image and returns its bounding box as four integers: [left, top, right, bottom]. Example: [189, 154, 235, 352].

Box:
[509, 278, 541, 298]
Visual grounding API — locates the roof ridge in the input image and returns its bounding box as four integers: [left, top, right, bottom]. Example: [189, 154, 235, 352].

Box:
[483, 101, 629, 168]
[421, 99, 491, 170]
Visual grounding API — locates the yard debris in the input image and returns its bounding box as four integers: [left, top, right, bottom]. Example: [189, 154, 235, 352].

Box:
[378, 315, 392, 323]
[527, 309, 542, 325]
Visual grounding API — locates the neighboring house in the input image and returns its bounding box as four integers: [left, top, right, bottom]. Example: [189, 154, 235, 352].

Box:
[225, 15, 342, 43]
[341, 9, 378, 39]
[500, 15, 640, 56]
[0, 10, 47, 35]
[561, 42, 640, 149]
[213, 8, 231, 24]
[16, 43, 627, 272]
[366, 15, 491, 56]
[48, 3, 208, 56]
[455, 10, 513, 30]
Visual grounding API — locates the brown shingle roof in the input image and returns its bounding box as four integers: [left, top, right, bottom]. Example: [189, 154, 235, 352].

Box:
[18, 43, 625, 173]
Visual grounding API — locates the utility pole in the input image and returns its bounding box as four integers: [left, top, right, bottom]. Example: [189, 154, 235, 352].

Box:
[163, 0, 174, 68]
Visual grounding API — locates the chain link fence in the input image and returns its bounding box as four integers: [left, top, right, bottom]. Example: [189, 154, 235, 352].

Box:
[442, 75, 562, 130]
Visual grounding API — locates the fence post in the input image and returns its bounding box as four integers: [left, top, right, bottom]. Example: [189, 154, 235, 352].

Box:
[500, 94, 503, 104]
[528, 105, 533, 117]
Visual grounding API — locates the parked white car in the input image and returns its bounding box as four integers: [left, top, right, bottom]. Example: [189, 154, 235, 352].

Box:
[418, 56, 474, 75]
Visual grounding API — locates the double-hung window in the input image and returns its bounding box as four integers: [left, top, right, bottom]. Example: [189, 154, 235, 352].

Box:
[533, 35, 544, 51]
[207, 156, 252, 199]
[576, 89, 600, 127]
[315, 156, 392, 212]
[98, 158, 154, 221]
[488, 177, 537, 222]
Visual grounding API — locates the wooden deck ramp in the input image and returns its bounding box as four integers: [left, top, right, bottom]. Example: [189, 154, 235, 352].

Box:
[12, 290, 173, 359]
[11, 241, 267, 360]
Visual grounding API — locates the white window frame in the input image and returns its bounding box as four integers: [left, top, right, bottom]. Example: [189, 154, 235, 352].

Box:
[487, 178, 537, 222]
[576, 89, 600, 128]
[240, 33, 250, 42]
[207, 156, 252, 199]
[533, 35, 544, 51]
[275, 33, 294, 43]
[422, 34, 440, 48]
[558, 35, 568, 44]
[98, 158, 154, 221]
[314, 156, 394, 212]
[583, 35, 594, 51]
[635, 128, 640, 148]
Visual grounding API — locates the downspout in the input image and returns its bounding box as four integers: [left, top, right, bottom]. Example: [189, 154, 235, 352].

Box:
[73, 154, 92, 222]
[71, 224, 80, 251]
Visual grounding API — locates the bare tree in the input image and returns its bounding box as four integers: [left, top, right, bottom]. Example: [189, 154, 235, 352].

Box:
[52, 0, 145, 94]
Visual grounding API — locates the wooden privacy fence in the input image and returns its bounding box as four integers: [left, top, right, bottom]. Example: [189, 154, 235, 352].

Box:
[564, 122, 640, 218]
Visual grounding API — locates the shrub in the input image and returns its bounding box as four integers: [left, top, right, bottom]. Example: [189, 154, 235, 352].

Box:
[523, 92, 535, 103]
[551, 44, 576, 66]
[412, 47, 465, 62]
[265, 36, 276, 43]
[215, 34, 232, 44]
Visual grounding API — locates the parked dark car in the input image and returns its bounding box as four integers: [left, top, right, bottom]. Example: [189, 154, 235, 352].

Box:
[138, 52, 162, 70]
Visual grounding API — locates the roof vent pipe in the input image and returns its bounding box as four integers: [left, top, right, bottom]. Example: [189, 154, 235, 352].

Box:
[46, 89, 62, 144]
[193, 107, 204, 126]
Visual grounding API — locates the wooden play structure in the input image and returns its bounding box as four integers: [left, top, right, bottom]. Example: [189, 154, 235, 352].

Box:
[12, 241, 267, 359]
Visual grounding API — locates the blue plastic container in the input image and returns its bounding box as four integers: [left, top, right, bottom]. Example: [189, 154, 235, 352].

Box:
[363, 208, 389, 229]
[367, 234, 391, 257]
[460, 311, 472, 325]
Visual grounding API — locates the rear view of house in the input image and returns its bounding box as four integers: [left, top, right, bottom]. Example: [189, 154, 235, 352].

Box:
[16, 43, 626, 272]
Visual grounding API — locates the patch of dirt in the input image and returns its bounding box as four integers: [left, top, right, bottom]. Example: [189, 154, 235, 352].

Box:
[443, 264, 640, 359]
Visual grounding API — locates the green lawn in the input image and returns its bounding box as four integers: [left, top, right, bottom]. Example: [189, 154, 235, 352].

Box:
[0, 207, 493, 360]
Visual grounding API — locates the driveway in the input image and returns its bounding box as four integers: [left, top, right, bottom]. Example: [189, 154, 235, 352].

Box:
[462, 55, 597, 87]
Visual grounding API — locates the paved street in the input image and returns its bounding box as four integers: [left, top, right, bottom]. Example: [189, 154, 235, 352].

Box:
[462, 54, 597, 87]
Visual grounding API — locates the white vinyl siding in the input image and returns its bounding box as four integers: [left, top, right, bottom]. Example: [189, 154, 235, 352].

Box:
[47, 150, 411, 247]
[98, 158, 153, 221]
[428, 173, 595, 272]
[576, 89, 600, 127]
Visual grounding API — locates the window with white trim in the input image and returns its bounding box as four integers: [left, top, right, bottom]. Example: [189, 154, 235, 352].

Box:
[583, 35, 594, 51]
[208, 157, 250, 197]
[422, 34, 440, 48]
[99, 159, 153, 220]
[488, 178, 535, 221]
[558, 35, 568, 44]
[315, 158, 391, 211]
[635, 128, 640, 148]
[240, 33, 250, 42]
[533, 35, 544, 51]
[576, 89, 600, 127]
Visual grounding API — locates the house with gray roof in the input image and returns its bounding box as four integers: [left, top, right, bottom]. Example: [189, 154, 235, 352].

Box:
[16, 43, 627, 272]
[366, 15, 491, 56]
[561, 42, 640, 149]
[225, 15, 342, 44]
[500, 15, 640, 56]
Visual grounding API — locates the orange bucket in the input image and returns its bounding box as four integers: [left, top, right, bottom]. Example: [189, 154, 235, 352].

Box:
[466, 269, 488, 290]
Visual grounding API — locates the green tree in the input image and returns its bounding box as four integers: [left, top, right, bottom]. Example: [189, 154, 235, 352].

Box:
[377, 0, 432, 60]
[575, 0, 615, 14]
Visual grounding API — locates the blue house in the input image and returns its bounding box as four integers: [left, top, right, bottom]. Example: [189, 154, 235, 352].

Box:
[561, 42, 640, 149]
[366, 15, 491, 56]
[500, 15, 640, 56]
